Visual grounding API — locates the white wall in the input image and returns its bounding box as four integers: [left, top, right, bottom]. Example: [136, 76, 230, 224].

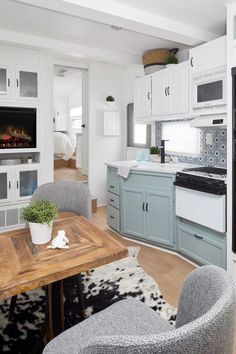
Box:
[88, 63, 143, 205]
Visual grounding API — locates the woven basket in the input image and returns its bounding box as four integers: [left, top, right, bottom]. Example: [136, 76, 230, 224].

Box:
[143, 48, 178, 68]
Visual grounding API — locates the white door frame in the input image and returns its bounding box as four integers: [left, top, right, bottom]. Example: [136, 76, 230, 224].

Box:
[52, 59, 89, 177]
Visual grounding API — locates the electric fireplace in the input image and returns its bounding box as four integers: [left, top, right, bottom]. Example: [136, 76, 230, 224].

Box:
[0, 107, 36, 149]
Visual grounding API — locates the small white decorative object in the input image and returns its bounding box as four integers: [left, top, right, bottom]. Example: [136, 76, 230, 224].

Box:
[47, 230, 69, 249]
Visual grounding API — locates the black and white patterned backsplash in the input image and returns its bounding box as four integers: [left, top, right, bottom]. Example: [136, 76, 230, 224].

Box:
[155, 120, 227, 168]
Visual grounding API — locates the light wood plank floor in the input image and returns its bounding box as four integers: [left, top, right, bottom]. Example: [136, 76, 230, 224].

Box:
[54, 167, 87, 182]
[91, 206, 195, 308]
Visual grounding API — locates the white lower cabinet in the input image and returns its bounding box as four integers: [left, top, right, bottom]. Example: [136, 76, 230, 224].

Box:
[0, 164, 40, 230]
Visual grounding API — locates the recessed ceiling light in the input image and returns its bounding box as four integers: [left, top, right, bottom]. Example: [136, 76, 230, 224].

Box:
[111, 25, 122, 31]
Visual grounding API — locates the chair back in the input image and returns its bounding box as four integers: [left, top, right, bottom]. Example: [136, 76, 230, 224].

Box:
[81, 265, 235, 354]
[30, 181, 91, 219]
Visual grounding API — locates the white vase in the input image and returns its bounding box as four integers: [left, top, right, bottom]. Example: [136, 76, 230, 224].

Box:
[150, 154, 161, 162]
[29, 221, 52, 245]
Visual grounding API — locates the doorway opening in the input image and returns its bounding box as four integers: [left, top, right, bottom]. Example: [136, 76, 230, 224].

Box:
[53, 65, 88, 183]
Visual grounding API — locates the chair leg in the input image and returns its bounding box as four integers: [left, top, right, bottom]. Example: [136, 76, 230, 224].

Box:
[77, 274, 86, 320]
[8, 295, 17, 321]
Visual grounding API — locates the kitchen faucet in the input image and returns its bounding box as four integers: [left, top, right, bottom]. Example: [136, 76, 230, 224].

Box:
[159, 139, 169, 163]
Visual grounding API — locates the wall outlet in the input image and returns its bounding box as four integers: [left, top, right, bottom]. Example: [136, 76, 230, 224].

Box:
[206, 132, 213, 145]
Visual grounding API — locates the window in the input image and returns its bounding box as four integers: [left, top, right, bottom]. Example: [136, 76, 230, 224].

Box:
[127, 103, 151, 148]
[70, 106, 82, 131]
[162, 120, 200, 155]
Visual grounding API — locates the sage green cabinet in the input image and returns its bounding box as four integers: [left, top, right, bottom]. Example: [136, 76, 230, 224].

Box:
[107, 167, 120, 232]
[177, 218, 226, 269]
[146, 189, 174, 246]
[121, 186, 146, 238]
[120, 172, 175, 248]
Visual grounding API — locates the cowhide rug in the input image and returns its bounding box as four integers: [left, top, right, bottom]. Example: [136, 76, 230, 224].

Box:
[0, 246, 177, 353]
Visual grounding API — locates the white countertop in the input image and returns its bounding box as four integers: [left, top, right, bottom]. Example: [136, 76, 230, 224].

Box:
[106, 160, 197, 175]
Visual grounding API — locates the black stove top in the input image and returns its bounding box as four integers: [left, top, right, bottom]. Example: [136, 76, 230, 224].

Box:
[182, 166, 227, 176]
[174, 166, 227, 195]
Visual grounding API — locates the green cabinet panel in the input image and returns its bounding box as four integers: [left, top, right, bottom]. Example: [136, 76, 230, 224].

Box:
[107, 205, 120, 232]
[121, 186, 146, 238]
[177, 220, 226, 269]
[146, 189, 174, 246]
[107, 191, 119, 209]
[122, 171, 175, 191]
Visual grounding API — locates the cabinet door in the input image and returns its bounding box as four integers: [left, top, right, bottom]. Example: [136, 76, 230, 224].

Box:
[16, 69, 39, 99]
[15, 167, 38, 201]
[189, 36, 226, 74]
[177, 222, 226, 269]
[0, 170, 12, 204]
[168, 62, 189, 114]
[121, 186, 146, 238]
[146, 189, 174, 247]
[152, 69, 169, 116]
[0, 66, 11, 98]
[134, 76, 152, 120]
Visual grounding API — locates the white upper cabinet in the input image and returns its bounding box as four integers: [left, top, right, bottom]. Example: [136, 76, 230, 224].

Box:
[168, 62, 189, 115]
[189, 36, 226, 74]
[134, 75, 152, 120]
[0, 65, 11, 99]
[0, 65, 39, 100]
[152, 62, 189, 117]
[134, 62, 189, 122]
[152, 68, 169, 116]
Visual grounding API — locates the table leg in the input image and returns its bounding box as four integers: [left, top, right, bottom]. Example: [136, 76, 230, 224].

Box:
[46, 280, 64, 341]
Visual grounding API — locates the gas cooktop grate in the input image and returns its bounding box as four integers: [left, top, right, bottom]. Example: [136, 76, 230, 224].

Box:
[182, 166, 227, 176]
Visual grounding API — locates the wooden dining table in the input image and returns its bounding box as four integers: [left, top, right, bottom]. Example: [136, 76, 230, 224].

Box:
[0, 215, 128, 344]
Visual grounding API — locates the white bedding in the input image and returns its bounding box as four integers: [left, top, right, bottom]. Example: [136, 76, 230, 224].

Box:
[54, 132, 74, 161]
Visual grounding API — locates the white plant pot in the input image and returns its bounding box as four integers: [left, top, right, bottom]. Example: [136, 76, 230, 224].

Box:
[29, 221, 53, 245]
[150, 154, 161, 162]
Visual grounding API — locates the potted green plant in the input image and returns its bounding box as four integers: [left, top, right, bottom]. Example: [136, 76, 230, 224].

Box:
[23, 200, 58, 245]
[106, 95, 115, 108]
[165, 55, 178, 66]
[149, 146, 160, 162]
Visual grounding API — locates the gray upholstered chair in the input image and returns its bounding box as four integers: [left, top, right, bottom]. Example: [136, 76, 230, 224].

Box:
[30, 181, 91, 219]
[8, 181, 91, 321]
[43, 265, 235, 354]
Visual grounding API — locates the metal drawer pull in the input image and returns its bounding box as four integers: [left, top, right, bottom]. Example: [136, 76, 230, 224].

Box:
[194, 234, 203, 240]
[110, 198, 114, 202]
[110, 185, 115, 189]
[8, 78, 10, 87]
[109, 215, 115, 219]
[146, 202, 148, 212]
[142, 202, 145, 211]
[9, 181, 11, 189]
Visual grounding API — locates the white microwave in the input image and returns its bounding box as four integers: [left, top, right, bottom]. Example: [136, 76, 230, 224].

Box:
[192, 68, 226, 109]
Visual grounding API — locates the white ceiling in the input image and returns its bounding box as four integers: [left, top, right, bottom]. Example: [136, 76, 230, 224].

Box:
[114, 0, 229, 35]
[0, 0, 186, 56]
[0, 0, 231, 64]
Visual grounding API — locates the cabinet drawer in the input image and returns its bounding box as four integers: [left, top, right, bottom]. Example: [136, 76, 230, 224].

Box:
[107, 178, 119, 195]
[178, 224, 226, 268]
[107, 205, 120, 232]
[107, 192, 119, 209]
